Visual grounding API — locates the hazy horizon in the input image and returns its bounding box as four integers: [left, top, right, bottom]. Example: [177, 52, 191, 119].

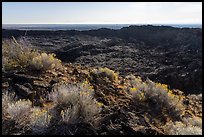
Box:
[2, 24, 202, 31]
[2, 23, 202, 25]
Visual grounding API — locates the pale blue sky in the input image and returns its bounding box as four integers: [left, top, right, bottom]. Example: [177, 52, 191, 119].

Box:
[2, 2, 202, 24]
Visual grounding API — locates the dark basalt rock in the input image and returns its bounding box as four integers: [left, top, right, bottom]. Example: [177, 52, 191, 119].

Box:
[2, 62, 202, 135]
[33, 81, 50, 88]
[2, 25, 202, 95]
[23, 83, 33, 90]
[12, 73, 43, 84]
[14, 84, 34, 98]
[49, 79, 59, 85]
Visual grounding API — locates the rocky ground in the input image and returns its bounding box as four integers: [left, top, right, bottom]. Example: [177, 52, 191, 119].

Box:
[2, 63, 202, 135]
[3, 25, 202, 95]
[2, 25, 203, 134]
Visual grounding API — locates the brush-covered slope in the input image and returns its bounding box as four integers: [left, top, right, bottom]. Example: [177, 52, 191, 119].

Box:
[2, 25, 202, 94]
[2, 38, 202, 135]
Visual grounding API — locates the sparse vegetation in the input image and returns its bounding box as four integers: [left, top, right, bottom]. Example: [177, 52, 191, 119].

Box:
[182, 116, 202, 128]
[164, 119, 202, 135]
[2, 91, 16, 118]
[6, 99, 32, 124]
[49, 82, 102, 125]
[2, 37, 201, 135]
[90, 67, 119, 84]
[2, 38, 62, 71]
[2, 37, 39, 70]
[2, 92, 32, 135]
[30, 52, 62, 71]
[126, 75, 185, 120]
[29, 108, 52, 134]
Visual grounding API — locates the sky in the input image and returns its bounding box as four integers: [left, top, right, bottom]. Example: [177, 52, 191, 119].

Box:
[2, 2, 202, 24]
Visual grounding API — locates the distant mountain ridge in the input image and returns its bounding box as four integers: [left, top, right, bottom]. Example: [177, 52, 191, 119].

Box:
[2, 24, 202, 31]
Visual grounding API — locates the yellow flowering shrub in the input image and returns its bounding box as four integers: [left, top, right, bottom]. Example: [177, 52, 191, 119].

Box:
[30, 108, 52, 134]
[130, 87, 137, 92]
[91, 67, 119, 83]
[126, 75, 185, 120]
[126, 75, 148, 101]
[2, 38, 62, 72]
[155, 83, 168, 90]
[30, 53, 62, 71]
[144, 79, 185, 119]
[2, 38, 39, 70]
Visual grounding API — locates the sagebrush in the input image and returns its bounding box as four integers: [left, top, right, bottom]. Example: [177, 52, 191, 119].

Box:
[2, 38, 62, 71]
